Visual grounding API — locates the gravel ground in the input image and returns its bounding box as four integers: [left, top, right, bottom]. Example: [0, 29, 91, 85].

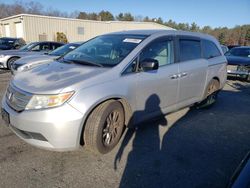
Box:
[0, 71, 249, 188]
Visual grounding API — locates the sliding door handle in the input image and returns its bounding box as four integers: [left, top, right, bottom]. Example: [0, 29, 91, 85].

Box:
[170, 74, 178, 79]
[181, 72, 187, 77]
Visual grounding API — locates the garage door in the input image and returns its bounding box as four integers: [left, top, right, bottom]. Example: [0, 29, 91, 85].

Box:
[4, 24, 10, 37]
[15, 22, 23, 38]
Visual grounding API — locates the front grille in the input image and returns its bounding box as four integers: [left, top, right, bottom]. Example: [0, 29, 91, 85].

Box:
[6, 85, 32, 112]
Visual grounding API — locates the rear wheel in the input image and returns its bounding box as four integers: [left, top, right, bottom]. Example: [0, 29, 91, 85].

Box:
[7, 57, 19, 69]
[84, 100, 125, 154]
[196, 79, 220, 109]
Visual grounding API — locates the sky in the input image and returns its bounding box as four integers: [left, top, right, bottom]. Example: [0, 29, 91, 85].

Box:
[2, 0, 250, 28]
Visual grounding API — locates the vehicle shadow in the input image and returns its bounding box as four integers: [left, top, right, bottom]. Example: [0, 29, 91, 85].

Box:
[114, 94, 168, 187]
[114, 88, 250, 188]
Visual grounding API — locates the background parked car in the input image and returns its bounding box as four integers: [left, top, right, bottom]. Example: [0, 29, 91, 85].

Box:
[0, 41, 64, 69]
[0, 37, 26, 50]
[11, 42, 83, 74]
[226, 46, 250, 81]
[227, 45, 240, 50]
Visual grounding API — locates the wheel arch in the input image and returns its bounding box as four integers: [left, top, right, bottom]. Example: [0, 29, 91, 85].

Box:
[7, 56, 20, 69]
[79, 97, 132, 146]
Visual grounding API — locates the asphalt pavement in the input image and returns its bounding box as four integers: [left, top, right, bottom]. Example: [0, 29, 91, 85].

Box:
[0, 71, 249, 188]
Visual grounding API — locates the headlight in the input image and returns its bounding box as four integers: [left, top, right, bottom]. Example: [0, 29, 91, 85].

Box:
[25, 91, 74, 110]
[0, 54, 5, 58]
[18, 64, 32, 72]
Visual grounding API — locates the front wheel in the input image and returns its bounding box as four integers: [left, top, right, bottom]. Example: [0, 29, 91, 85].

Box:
[7, 57, 19, 69]
[84, 100, 125, 154]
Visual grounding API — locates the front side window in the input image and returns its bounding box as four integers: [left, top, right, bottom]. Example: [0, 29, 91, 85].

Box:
[31, 43, 50, 51]
[140, 39, 174, 67]
[179, 39, 201, 61]
[63, 34, 147, 67]
[202, 40, 221, 59]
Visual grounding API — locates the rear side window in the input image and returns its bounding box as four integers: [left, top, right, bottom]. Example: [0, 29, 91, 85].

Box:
[51, 43, 63, 50]
[179, 39, 201, 61]
[202, 40, 221, 59]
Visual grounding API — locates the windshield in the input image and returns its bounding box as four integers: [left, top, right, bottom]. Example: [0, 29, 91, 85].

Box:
[0, 38, 15, 46]
[49, 43, 80, 56]
[63, 34, 147, 67]
[19, 42, 37, 51]
[226, 48, 250, 57]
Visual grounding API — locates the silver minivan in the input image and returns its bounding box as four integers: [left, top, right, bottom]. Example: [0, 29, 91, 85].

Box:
[1, 30, 227, 154]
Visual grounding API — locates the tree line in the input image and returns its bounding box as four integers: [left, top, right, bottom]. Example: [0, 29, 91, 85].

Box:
[1, 1, 249, 46]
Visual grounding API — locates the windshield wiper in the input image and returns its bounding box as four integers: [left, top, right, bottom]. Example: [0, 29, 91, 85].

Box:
[58, 57, 74, 64]
[71, 59, 104, 67]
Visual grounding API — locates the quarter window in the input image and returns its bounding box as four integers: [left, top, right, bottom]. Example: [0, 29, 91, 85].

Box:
[202, 40, 221, 59]
[140, 40, 174, 67]
[179, 39, 201, 61]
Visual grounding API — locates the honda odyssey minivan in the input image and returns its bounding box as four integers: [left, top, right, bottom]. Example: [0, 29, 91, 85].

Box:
[1, 30, 227, 154]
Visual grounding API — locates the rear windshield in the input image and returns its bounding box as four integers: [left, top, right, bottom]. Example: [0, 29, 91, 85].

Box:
[63, 34, 147, 67]
[19, 42, 37, 51]
[226, 48, 250, 57]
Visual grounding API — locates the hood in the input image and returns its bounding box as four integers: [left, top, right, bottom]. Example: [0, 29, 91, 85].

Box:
[226, 55, 250, 66]
[12, 61, 110, 94]
[0, 44, 13, 50]
[14, 54, 58, 66]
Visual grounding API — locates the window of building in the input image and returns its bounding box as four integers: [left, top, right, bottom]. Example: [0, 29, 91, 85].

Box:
[77, 27, 84, 35]
[179, 39, 201, 61]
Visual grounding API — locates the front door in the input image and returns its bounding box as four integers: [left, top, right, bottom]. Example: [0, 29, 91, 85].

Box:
[134, 37, 179, 123]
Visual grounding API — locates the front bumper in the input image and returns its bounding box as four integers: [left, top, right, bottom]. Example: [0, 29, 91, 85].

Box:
[0, 56, 9, 68]
[1, 95, 84, 151]
[227, 65, 250, 76]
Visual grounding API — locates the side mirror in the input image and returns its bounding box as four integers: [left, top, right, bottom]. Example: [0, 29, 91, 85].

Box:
[140, 58, 159, 71]
[14, 44, 21, 49]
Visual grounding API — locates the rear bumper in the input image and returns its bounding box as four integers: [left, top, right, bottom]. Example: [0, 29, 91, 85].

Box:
[1, 95, 84, 151]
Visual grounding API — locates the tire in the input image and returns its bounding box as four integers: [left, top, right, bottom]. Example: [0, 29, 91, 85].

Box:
[196, 79, 220, 109]
[84, 100, 125, 154]
[7, 57, 19, 69]
[245, 75, 250, 82]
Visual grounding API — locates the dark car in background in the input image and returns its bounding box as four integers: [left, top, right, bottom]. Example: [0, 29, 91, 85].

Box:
[0, 41, 64, 69]
[226, 46, 250, 81]
[0, 37, 26, 50]
[227, 45, 240, 50]
[11, 42, 82, 74]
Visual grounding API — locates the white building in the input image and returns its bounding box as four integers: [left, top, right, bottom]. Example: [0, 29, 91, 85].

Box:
[0, 14, 173, 43]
